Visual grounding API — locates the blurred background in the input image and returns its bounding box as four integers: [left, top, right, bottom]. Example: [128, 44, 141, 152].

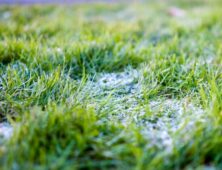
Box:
[1, 0, 127, 4]
[0, 0, 219, 5]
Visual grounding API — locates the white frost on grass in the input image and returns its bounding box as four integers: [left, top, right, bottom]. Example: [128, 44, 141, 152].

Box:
[0, 122, 13, 140]
[91, 68, 144, 122]
[88, 68, 205, 152]
[97, 68, 140, 91]
[141, 98, 204, 152]
[2, 12, 11, 19]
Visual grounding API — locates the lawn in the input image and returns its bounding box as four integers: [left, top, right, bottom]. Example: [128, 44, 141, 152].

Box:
[0, 0, 222, 169]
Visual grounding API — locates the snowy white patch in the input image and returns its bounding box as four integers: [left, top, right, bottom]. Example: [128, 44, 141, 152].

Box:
[2, 12, 11, 19]
[141, 98, 204, 152]
[86, 69, 205, 152]
[97, 69, 140, 91]
[0, 122, 13, 140]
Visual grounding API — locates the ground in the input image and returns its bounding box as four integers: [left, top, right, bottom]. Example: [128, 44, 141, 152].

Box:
[0, 0, 222, 169]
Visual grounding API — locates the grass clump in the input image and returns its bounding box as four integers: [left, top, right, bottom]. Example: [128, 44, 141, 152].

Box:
[1, 105, 143, 170]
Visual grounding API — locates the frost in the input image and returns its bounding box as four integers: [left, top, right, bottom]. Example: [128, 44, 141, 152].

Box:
[0, 122, 13, 140]
[97, 69, 140, 90]
[2, 12, 11, 19]
[86, 68, 205, 152]
[141, 98, 204, 152]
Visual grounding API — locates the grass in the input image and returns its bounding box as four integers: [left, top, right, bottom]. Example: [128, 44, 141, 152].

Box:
[0, 0, 222, 169]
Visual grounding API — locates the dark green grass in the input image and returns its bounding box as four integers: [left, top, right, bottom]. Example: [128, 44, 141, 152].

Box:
[1, 1, 222, 170]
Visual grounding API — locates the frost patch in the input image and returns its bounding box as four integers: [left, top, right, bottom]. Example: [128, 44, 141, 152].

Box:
[97, 69, 140, 91]
[0, 122, 13, 140]
[85, 69, 205, 152]
[1, 12, 11, 19]
[140, 98, 204, 152]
